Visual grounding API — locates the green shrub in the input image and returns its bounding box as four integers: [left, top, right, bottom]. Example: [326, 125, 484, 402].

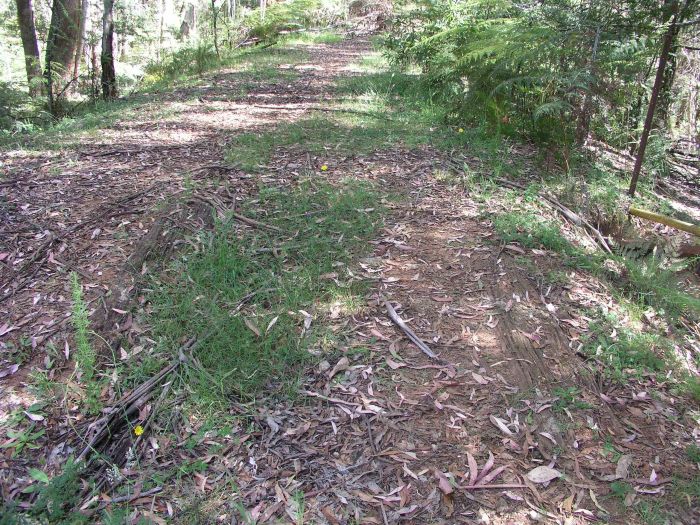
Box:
[145, 44, 220, 81]
[243, 0, 323, 42]
[623, 257, 700, 321]
[0, 82, 47, 133]
[70, 273, 95, 380]
[1, 460, 87, 524]
[382, 0, 669, 146]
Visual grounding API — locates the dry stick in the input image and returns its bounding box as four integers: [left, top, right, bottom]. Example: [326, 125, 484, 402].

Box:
[76, 338, 195, 462]
[231, 211, 283, 232]
[384, 300, 438, 359]
[364, 415, 389, 525]
[101, 486, 163, 506]
[301, 390, 362, 407]
[76, 338, 203, 509]
[462, 483, 528, 490]
[132, 380, 173, 455]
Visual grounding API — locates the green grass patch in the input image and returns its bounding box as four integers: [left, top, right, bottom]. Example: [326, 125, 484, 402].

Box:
[148, 178, 385, 404]
[282, 30, 344, 45]
[622, 256, 700, 322]
[227, 116, 404, 171]
[687, 443, 700, 463]
[492, 211, 573, 253]
[609, 480, 633, 501]
[490, 209, 698, 322]
[582, 314, 672, 380]
[671, 475, 700, 510]
[545, 156, 685, 235]
[144, 43, 308, 86]
[227, 65, 506, 173]
[552, 386, 593, 411]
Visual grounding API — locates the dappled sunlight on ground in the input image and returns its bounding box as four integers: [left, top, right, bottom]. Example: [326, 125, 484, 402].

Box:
[1, 35, 697, 525]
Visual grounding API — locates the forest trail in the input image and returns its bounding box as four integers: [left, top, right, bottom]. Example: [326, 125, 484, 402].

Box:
[2, 37, 698, 524]
[0, 38, 370, 390]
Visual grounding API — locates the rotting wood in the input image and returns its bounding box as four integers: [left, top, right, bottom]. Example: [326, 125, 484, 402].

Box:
[628, 206, 700, 236]
[384, 299, 438, 359]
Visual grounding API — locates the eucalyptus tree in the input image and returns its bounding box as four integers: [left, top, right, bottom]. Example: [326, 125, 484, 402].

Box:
[14, 0, 42, 95]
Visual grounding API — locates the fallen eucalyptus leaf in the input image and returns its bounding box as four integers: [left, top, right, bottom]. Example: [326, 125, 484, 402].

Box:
[526, 465, 562, 484]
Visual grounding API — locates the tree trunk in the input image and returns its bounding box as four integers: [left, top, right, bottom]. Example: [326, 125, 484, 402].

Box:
[101, 0, 117, 99]
[15, 0, 43, 96]
[260, 0, 266, 20]
[72, 0, 89, 87]
[628, 7, 681, 196]
[212, 0, 220, 58]
[45, 0, 83, 111]
[657, 0, 695, 127]
[575, 25, 601, 145]
[157, 0, 165, 60]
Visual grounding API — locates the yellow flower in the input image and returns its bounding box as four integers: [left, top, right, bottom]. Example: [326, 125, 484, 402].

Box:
[320, 165, 328, 171]
[458, 128, 464, 133]
[134, 425, 144, 436]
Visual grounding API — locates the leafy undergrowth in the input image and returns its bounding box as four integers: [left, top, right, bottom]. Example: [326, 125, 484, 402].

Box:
[222, 41, 700, 417]
[4, 33, 699, 525]
[2, 177, 387, 523]
[148, 178, 385, 404]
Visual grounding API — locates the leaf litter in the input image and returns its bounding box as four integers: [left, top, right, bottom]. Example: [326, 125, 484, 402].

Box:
[0, 37, 698, 525]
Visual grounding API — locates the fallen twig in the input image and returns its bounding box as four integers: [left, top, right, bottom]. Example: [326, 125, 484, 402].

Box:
[301, 390, 362, 407]
[231, 211, 283, 232]
[102, 486, 162, 506]
[76, 337, 197, 462]
[461, 483, 528, 490]
[384, 300, 438, 359]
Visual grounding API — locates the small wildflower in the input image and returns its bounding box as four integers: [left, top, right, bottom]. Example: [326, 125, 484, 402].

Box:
[458, 128, 464, 133]
[320, 165, 328, 171]
[134, 425, 144, 436]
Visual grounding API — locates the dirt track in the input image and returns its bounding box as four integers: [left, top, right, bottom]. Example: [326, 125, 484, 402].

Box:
[1, 37, 698, 524]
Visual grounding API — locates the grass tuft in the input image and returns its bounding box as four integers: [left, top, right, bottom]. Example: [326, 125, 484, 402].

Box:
[492, 211, 572, 253]
[583, 314, 672, 380]
[149, 178, 385, 404]
[70, 272, 95, 381]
